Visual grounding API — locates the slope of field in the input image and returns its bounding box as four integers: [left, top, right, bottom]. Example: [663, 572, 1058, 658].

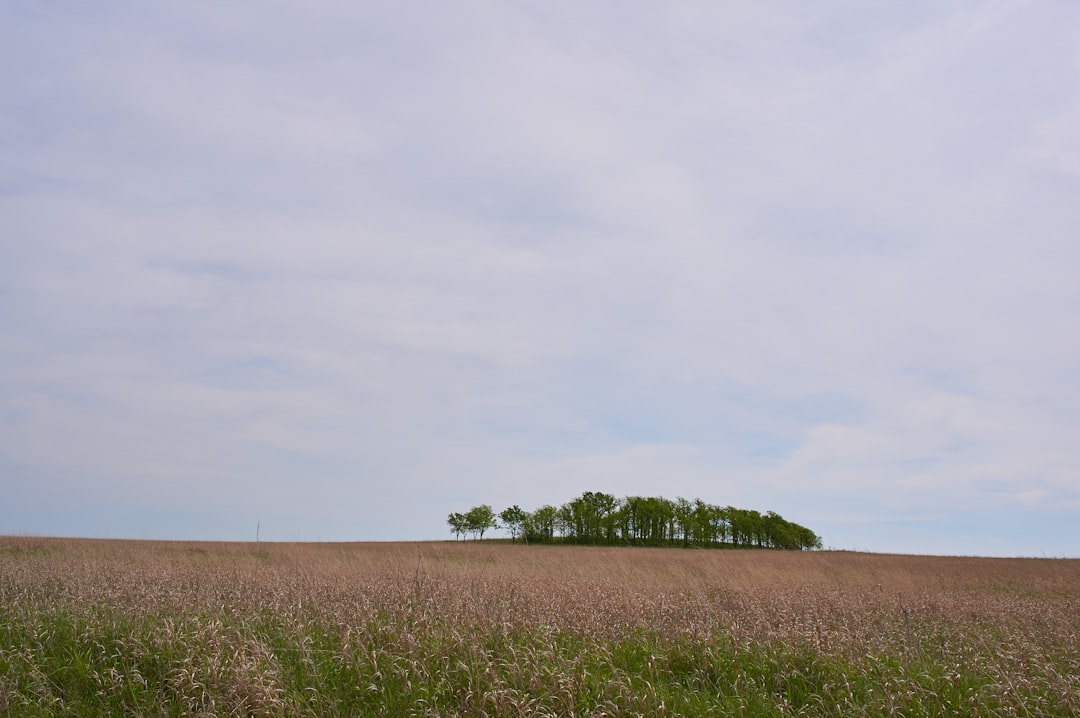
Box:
[2, 537, 1078, 716]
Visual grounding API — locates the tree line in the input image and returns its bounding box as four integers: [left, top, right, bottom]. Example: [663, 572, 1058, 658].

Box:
[447, 491, 822, 550]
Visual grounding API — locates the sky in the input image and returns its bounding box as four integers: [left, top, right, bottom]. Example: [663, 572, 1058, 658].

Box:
[2, 1, 1079, 556]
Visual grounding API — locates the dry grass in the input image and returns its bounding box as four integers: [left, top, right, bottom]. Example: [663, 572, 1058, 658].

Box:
[2, 537, 1078, 716]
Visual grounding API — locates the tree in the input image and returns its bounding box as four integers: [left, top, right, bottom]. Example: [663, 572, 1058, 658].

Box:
[499, 505, 529, 542]
[618, 496, 646, 544]
[556, 503, 575, 541]
[557, 491, 620, 544]
[639, 496, 674, 545]
[464, 504, 498, 540]
[527, 505, 558, 542]
[447, 512, 467, 541]
[559, 496, 589, 543]
[673, 497, 694, 547]
[691, 499, 718, 546]
[583, 491, 619, 544]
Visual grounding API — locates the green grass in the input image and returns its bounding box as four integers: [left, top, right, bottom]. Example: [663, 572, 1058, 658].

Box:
[3, 608, 1067, 716]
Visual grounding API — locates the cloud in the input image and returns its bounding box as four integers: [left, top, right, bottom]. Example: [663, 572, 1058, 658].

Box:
[2, 1, 1079, 553]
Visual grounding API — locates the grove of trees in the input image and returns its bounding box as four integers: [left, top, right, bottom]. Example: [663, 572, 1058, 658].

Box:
[449, 492, 822, 550]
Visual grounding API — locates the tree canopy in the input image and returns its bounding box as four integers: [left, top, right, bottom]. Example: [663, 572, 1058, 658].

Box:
[450, 492, 821, 550]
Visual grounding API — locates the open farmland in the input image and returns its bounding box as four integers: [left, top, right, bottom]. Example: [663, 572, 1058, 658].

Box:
[1, 537, 1078, 716]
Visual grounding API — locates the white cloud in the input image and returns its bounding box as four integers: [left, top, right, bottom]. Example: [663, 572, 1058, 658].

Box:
[2, 1, 1079, 553]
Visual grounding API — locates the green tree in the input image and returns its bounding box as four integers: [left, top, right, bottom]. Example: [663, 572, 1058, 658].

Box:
[583, 491, 619, 544]
[673, 497, 694, 547]
[499, 505, 529, 542]
[691, 499, 719, 546]
[447, 512, 467, 541]
[642, 496, 674, 545]
[618, 496, 645, 544]
[449, 496, 820, 550]
[465, 504, 498, 541]
[527, 505, 558, 542]
[728, 506, 751, 546]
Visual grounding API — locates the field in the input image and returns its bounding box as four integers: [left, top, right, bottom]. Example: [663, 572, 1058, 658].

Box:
[2, 537, 1078, 716]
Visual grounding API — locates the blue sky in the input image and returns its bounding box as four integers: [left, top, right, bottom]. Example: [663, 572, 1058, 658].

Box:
[3, 1, 1079, 556]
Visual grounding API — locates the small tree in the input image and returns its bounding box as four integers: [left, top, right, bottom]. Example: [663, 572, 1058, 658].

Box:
[447, 512, 467, 541]
[499, 505, 529, 542]
[465, 504, 498, 540]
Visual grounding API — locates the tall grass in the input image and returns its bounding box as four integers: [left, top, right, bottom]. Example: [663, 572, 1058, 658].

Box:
[2, 537, 1078, 716]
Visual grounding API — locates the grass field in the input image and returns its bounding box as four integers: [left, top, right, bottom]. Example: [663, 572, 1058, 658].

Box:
[1, 537, 1078, 716]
